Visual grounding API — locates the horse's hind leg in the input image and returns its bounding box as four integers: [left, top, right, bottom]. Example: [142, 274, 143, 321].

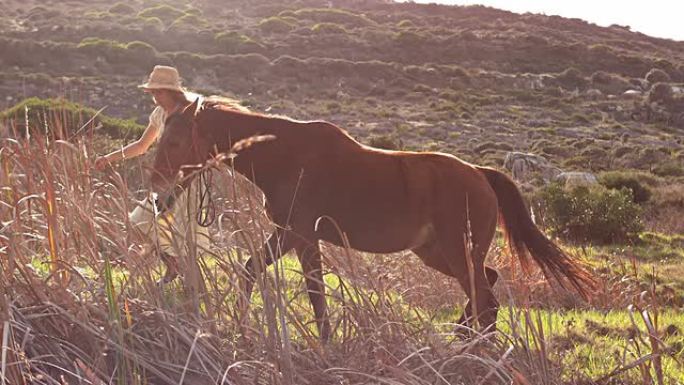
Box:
[295, 241, 331, 342]
[457, 266, 499, 326]
[412, 230, 498, 332]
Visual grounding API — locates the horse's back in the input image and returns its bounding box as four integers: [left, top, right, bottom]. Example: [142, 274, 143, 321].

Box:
[293, 142, 498, 251]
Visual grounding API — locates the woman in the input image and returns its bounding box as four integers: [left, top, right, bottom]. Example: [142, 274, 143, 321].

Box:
[95, 65, 210, 284]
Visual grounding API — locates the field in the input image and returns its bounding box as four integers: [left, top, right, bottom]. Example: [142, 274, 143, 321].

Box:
[2, 0, 684, 384]
[1, 113, 683, 385]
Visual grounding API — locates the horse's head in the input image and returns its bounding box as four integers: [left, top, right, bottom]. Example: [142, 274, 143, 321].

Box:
[151, 98, 211, 191]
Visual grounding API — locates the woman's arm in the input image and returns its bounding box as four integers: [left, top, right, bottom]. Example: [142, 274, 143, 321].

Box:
[94, 119, 161, 170]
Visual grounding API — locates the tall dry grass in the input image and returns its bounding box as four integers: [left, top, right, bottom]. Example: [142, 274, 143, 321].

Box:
[0, 111, 675, 384]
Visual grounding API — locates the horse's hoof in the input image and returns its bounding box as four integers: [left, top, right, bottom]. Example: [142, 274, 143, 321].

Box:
[156, 276, 177, 287]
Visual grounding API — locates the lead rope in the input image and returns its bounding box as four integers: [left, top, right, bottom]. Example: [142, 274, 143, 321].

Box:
[196, 169, 216, 227]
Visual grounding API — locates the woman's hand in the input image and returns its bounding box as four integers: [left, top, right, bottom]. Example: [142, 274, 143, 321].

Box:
[94, 156, 111, 171]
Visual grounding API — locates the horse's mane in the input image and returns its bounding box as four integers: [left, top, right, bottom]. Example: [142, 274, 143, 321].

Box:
[200, 96, 301, 123]
[202, 95, 251, 113]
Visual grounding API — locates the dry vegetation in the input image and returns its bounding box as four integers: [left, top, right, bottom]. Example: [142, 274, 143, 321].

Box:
[2, 0, 684, 383]
[1, 104, 683, 385]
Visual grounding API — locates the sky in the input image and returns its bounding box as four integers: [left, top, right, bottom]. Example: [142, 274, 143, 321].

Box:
[397, 0, 684, 42]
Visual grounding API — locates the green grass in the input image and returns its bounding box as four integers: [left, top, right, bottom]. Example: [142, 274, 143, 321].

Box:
[499, 307, 684, 382]
[20, 235, 684, 383]
[199, 249, 684, 382]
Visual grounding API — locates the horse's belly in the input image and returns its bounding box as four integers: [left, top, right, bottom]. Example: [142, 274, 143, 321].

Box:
[316, 211, 431, 253]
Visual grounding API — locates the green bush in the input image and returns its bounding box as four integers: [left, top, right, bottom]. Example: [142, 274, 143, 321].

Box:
[258, 16, 296, 34]
[648, 82, 674, 104]
[537, 183, 643, 244]
[311, 22, 347, 34]
[77, 37, 128, 65]
[125, 40, 158, 66]
[368, 134, 401, 150]
[0, 97, 143, 139]
[137, 5, 184, 24]
[590, 71, 631, 95]
[652, 162, 684, 177]
[394, 30, 426, 46]
[184, 7, 202, 17]
[77, 37, 125, 50]
[169, 13, 208, 29]
[645, 68, 671, 83]
[554, 67, 587, 90]
[599, 170, 655, 203]
[76, 38, 157, 67]
[397, 19, 416, 28]
[214, 31, 262, 53]
[109, 2, 135, 15]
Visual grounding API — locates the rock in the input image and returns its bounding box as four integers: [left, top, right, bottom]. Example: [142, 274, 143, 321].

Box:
[585, 88, 603, 100]
[554, 172, 598, 188]
[503, 152, 561, 182]
[621, 89, 642, 99]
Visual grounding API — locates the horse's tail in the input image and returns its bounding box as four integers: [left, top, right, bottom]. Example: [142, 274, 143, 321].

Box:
[476, 166, 596, 299]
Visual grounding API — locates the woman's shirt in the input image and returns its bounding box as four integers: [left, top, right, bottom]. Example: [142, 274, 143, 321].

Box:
[149, 106, 167, 141]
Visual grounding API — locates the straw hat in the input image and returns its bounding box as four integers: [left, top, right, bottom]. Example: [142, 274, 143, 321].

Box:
[138, 65, 184, 92]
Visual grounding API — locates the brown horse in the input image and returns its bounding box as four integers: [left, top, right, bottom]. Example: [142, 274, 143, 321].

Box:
[151, 99, 595, 340]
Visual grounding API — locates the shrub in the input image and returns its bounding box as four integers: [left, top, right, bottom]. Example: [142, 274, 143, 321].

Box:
[368, 134, 401, 150]
[76, 37, 128, 65]
[184, 7, 202, 17]
[397, 19, 415, 28]
[125, 40, 158, 65]
[214, 31, 262, 53]
[138, 5, 185, 24]
[394, 30, 426, 46]
[537, 183, 643, 244]
[648, 82, 673, 104]
[77, 37, 125, 50]
[311, 22, 347, 34]
[645, 68, 671, 83]
[652, 162, 684, 177]
[598, 170, 654, 203]
[77, 38, 157, 67]
[258, 17, 296, 34]
[0, 97, 143, 139]
[325, 101, 341, 113]
[109, 3, 135, 15]
[125, 39, 152, 49]
[590, 71, 631, 95]
[26, 6, 60, 20]
[361, 29, 394, 45]
[139, 16, 164, 31]
[554, 67, 587, 90]
[169, 13, 208, 30]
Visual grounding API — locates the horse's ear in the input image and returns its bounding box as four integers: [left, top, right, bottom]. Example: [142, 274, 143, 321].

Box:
[182, 98, 200, 118]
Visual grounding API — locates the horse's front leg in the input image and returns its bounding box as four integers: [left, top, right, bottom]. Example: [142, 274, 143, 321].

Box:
[237, 228, 295, 325]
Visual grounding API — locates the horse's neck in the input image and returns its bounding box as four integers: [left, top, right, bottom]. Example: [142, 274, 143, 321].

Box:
[221, 111, 277, 150]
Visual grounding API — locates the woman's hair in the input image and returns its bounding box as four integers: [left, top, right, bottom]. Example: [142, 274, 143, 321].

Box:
[167, 89, 189, 104]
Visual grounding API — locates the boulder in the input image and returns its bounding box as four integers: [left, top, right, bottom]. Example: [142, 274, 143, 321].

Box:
[621, 89, 642, 99]
[585, 88, 603, 100]
[503, 152, 561, 182]
[554, 172, 598, 188]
